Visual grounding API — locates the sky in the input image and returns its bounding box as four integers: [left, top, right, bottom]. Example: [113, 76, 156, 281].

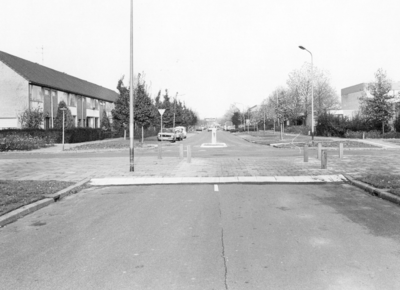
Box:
[1, 0, 400, 119]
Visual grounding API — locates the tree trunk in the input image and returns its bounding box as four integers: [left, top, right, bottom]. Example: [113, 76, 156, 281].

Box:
[382, 121, 384, 134]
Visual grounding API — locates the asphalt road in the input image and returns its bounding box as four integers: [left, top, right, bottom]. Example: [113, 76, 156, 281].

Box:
[1, 183, 400, 289]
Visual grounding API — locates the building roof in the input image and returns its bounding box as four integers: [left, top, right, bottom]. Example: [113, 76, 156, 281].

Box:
[341, 83, 366, 96]
[0, 50, 119, 102]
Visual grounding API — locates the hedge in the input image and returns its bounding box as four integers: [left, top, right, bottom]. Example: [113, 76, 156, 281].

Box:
[0, 126, 160, 147]
[0, 134, 52, 151]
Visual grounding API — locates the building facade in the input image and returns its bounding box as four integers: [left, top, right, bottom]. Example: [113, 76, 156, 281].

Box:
[0, 50, 119, 129]
[333, 82, 400, 119]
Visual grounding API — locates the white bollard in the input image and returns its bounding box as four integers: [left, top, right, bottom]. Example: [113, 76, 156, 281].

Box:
[339, 143, 343, 159]
[317, 143, 322, 159]
[187, 145, 191, 163]
[179, 144, 184, 159]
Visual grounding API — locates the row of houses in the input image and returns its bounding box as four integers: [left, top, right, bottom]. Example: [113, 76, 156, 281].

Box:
[0, 50, 119, 129]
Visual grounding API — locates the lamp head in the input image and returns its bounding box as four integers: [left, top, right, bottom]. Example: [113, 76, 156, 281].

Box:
[299, 46, 305, 50]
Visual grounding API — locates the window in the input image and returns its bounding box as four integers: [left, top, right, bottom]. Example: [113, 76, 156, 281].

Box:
[58, 91, 68, 104]
[69, 94, 76, 107]
[30, 85, 44, 102]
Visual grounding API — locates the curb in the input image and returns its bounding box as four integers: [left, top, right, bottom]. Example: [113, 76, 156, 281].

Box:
[0, 198, 54, 228]
[0, 178, 91, 228]
[44, 178, 91, 200]
[345, 175, 400, 205]
[90, 174, 347, 186]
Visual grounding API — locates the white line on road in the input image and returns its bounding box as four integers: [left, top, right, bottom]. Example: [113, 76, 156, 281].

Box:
[214, 184, 219, 192]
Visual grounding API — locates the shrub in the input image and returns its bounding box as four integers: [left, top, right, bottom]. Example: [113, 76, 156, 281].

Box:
[0, 133, 51, 151]
[285, 126, 311, 135]
[394, 115, 400, 132]
[316, 114, 347, 137]
[100, 110, 111, 131]
[316, 113, 393, 138]
[18, 107, 44, 129]
[54, 101, 75, 129]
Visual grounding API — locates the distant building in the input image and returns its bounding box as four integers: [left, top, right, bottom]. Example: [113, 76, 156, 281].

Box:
[330, 82, 400, 119]
[0, 50, 119, 129]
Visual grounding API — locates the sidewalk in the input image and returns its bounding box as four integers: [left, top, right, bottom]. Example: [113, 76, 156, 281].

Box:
[1, 132, 400, 183]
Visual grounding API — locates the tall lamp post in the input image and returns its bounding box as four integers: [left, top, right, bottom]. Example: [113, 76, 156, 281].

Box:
[60, 108, 67, 151]
[173, 92, 177, 129]
[299, 45, 314, 141]
[248, 105, 257, 134]
[129, 0, 135, 172]
[233, 102, 245, 130]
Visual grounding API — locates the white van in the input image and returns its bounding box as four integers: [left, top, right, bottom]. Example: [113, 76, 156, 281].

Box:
[174, 126, 187, 138]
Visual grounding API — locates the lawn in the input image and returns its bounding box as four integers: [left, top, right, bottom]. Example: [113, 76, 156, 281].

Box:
[0, 180, 82, 216]
[274, 140, 379, 149]
[385, 140, 400, 146]
[66, 138, 158, 151]
[358, 174, 400, 197]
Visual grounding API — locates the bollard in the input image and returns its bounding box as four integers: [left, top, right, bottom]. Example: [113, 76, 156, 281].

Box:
[317, 143, 322, 159]
[321, 150, 328, 169]
[179, 144, 184, 159]
[158, 143, 162, 159]
[339, 143, 343, 159]
[304, 144, 308, 162]
[187, 145, 191, 163]
[363, 132, 365, 139]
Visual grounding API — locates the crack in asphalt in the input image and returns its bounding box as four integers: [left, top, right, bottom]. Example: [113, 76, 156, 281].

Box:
[218, 198, 229, 290]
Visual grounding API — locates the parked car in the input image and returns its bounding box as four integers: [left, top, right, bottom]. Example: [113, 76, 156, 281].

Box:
[157, 128, 176, 142]
[175, 126, 187, 139]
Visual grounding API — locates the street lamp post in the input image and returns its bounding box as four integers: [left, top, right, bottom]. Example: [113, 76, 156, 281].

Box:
[248, 105, 257, 134]
[129, 0, 135, 171]
[299, 45, 314, 141]
[60, 108, 67, 151]
[173, 92, 178, 129]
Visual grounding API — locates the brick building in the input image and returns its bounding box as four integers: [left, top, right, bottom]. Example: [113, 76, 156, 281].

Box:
[0, 50, 119, 129]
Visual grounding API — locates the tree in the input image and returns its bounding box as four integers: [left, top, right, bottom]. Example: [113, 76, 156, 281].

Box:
[112, 77, 130, 132]
[231, 111, 242, 128]
[134, 79, 156, 129]
[112, 75, 156, 132]
[286, 64, 339, 125]
[54, 101, 74, 129]
[100, 109, 111, 130]
[18, 107, 44, 129]
[361, 68, 394, 134]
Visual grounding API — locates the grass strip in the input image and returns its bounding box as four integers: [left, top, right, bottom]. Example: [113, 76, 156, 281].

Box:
[0, 180, 75, 216]
[357, 174, 400, 197]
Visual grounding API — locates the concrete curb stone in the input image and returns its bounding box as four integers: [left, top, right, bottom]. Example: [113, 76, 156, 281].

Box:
[0, 198, 54, 227]
[345, 175, 400, 206]
[44, 178, 91, 200]
[0, 178, 91, 227]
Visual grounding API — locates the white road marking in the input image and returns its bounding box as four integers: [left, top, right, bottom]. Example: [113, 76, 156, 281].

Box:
[214, 184, 219, 192]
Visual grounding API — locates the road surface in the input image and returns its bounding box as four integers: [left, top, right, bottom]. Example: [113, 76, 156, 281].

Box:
[1, 183, 400, 289]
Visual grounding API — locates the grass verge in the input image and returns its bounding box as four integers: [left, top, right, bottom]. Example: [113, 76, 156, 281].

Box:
[0, 180, 85, 216]
[65, 138, 160, 151]
[357, 174, 400, 197]
[276, 140, 379, 149]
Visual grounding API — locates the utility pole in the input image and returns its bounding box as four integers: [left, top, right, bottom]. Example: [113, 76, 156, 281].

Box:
[129, 0, 135, 172]
[173, 92, 178, 128]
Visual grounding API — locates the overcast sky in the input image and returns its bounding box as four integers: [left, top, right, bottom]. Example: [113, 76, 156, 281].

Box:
[1, 0, 400, 119]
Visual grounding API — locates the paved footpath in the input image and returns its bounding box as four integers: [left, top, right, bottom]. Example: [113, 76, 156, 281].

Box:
[1, 147, 400, 183]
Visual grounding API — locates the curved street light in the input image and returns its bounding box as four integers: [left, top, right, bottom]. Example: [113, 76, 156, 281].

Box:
[299, 45, 314, 141]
